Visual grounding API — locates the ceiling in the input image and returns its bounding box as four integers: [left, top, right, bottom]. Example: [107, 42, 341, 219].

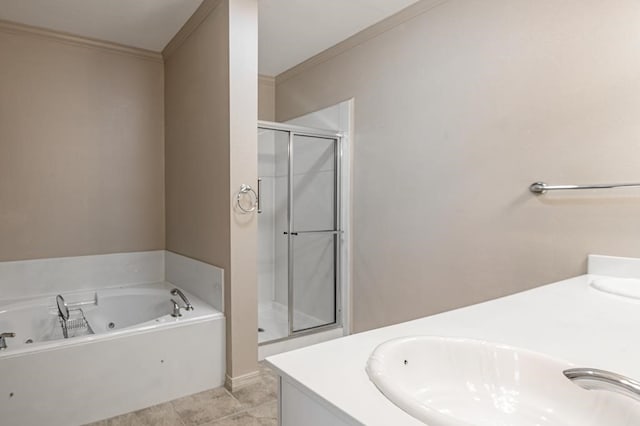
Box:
[0, 0, 420, 74]
[0, 0, 203, 51]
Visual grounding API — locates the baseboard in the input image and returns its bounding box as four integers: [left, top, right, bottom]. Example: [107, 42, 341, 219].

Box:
[224, 370, 261, 392]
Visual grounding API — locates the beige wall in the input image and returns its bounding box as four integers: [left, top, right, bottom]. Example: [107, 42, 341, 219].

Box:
[164, 0, 258, 381]
[0, 23, 165, 261]
[228, 0, 258, 381]
[258, 75, 275, 121]
[164, 0, 230, 269]
[276, 0, 640, 332]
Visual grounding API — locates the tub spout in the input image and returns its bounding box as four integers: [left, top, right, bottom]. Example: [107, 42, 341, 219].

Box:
[0, 332, 15, 350]
[170, 288, 193, 311]
[564, 368, 640, 403]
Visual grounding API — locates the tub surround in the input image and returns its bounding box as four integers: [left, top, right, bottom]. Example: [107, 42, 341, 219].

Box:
[0, 250, 223, 309]
[267, 254, 640, 425]
[0, 251, 164, 302]
[165, 250, 224, 312]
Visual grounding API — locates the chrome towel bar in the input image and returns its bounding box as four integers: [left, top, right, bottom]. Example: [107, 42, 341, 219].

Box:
[529, 181, 640, 194]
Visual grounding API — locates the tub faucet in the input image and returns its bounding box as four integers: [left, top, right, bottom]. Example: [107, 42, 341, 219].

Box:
[170, 288, 193, 311]
[564, 368, 640, 402]
[0, 332, 15, 350]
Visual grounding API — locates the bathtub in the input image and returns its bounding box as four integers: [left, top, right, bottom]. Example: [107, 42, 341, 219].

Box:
[0, 282, 225, 426]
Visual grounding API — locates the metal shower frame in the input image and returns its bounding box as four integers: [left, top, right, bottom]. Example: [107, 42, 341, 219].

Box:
[257, 120, 344, 344]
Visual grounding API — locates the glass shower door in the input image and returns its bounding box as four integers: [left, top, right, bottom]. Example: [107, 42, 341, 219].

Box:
[258, 122, 341, 344]
[257, 128, 289, 343]
[288, 134, 340, 333]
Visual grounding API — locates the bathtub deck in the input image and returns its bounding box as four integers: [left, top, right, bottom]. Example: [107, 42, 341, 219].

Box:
[86, 363, 277, 426]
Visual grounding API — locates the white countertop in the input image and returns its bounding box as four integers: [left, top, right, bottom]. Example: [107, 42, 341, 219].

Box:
[266, 273, 640, 425]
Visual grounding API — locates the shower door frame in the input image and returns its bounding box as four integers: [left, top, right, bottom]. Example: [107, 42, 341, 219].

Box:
[258, 120, 343, 343]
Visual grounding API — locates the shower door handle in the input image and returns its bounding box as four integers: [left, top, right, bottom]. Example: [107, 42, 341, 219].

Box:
[257, 178, 262, 214]
[284, 230, 342, 236]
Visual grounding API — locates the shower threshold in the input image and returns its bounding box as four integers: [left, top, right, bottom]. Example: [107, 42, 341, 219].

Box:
[258, 301, 340, 345]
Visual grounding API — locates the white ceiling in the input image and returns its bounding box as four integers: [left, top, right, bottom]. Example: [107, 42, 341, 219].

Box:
[0, 0, 203, 51]
[258, 0, 420, 76]
[0, 0, 420, 73]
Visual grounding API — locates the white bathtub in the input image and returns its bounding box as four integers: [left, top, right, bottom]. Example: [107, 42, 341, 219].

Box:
[0, 282, 225, 426]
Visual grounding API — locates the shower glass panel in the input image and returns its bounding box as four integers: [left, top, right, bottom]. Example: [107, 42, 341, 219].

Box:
[257, 122, 341, 344]
[257, 128, 289, 343]
[290, 135, 337, 333]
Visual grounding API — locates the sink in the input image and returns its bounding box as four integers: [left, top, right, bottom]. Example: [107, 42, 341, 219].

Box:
[366, 336, 640, 425]
[590, 277, 640, 300]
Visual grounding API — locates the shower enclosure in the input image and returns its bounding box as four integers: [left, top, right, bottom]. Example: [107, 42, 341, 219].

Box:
[257, 121, 342, 344]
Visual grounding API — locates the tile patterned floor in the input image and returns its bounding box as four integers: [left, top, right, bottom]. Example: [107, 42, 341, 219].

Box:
[87, 364, 278, 426]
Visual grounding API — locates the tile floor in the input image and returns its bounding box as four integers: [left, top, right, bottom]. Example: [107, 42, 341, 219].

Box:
[87, 363, 278, 426]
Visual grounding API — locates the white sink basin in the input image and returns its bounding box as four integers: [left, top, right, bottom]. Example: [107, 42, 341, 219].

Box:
[366, 336, 640, 425]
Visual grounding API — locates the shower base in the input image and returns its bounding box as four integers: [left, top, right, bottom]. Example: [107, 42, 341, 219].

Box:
[258, 301, 327, 344]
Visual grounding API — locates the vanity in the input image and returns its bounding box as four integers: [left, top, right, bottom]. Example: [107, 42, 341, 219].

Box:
[266, 255, 640, 425]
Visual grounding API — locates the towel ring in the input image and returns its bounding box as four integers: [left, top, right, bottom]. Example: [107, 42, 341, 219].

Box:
[236, 184, 258, 214]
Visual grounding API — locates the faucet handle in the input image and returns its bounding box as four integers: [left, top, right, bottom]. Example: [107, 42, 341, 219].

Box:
[170, 299, 182, 318]
[0, 332, 15, 338]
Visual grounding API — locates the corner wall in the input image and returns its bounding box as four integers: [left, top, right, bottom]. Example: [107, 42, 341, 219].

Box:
[228, 0, 258, 382]
[276, 0, 640, 332]
[164, 0, 258, 381]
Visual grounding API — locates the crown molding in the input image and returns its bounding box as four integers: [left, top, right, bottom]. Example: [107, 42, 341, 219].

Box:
[0, 19, 163, 63]
[162, 0, 225, 59]
[258, 74, 275, 85]
[275, 0, 450, 85]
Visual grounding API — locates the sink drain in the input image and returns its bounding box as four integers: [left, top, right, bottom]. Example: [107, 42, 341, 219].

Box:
[108, 322, 115, 329]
